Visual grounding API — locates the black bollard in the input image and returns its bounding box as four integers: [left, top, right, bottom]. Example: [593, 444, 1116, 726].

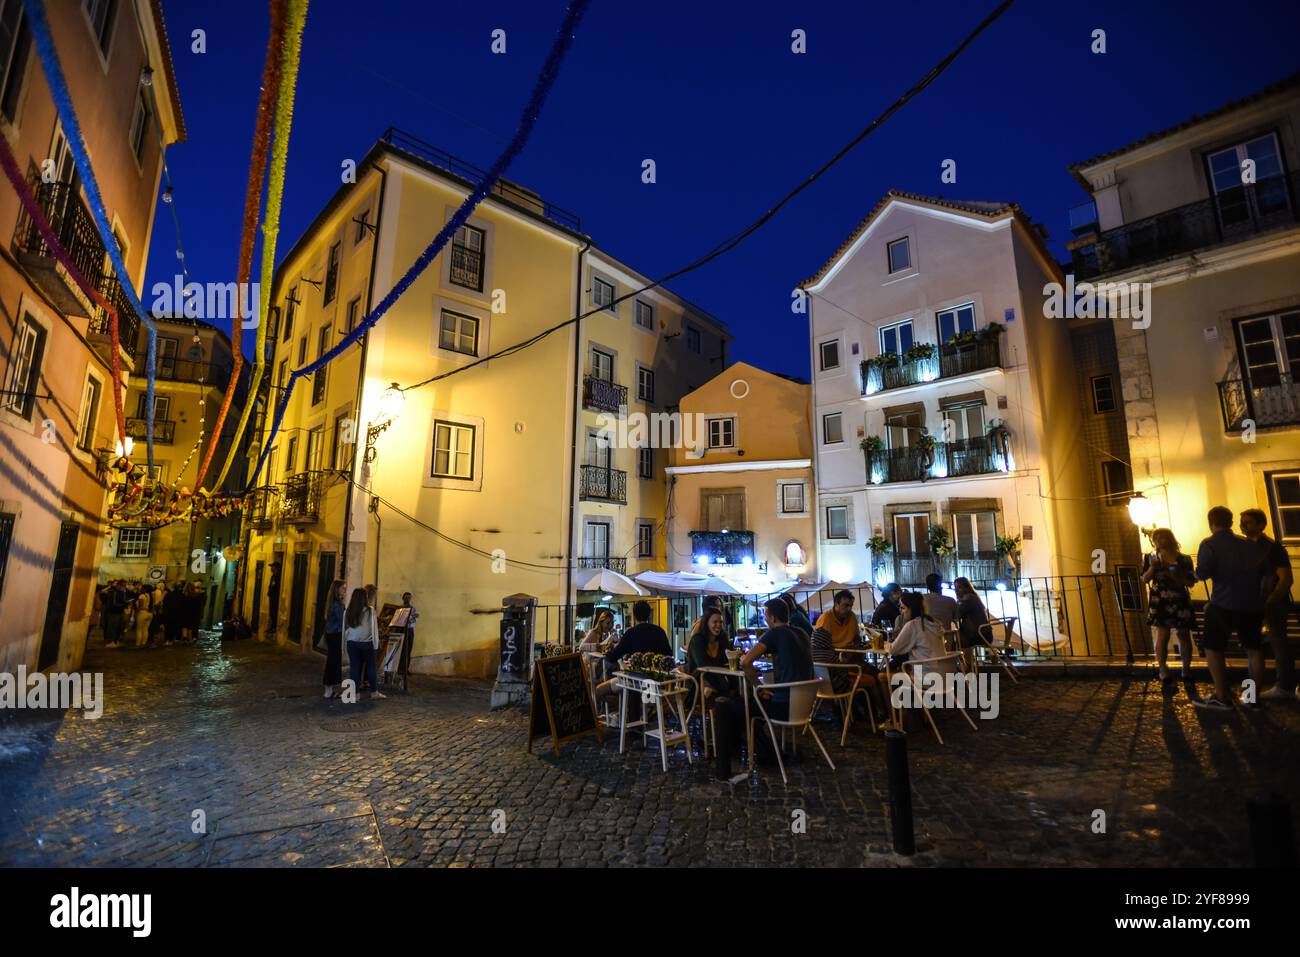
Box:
[1247, 793, 1298, 867]
[885, 729, 914, 856]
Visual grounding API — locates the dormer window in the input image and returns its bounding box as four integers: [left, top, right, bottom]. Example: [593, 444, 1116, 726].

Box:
[887, 237, 911, 273]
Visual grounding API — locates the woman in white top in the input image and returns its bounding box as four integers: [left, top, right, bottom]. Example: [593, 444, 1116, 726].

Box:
[132, 592, 153, 648]
[343, 587, 386, 700]
[889, 592, 954, 673]
[578, 609, 615, 653]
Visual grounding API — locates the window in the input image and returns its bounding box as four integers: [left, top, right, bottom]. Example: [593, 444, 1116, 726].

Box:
[1207, 133, 1289, 228]
[323, 241, 341, 305]
[636, 521, 654, 558]
[819, 339, 840, 371]
[879, 319, 914, 356]
[706, 417, 734, 449]
[779, 482, 805, 514]
[952, 510, 997, 560]
[117, 527, 151, 559]
[450, 224, 485, 291]
[157, 335, 178, 376]
[686, 325, 701, 354]
[887, 237, 911, 273]
[1115, 565, 1143, 611]
[1267, 472, 1300, 543]
[0, 512, 14, 602]
[0, 1, 31, 125]
[304, 426, 323, 472]
[75, 375, 101, 451]
[284, 286, 298, 338]
[637, 446, 653, 479]
[701, 489, 745, 531]
[636, 365, 655, 403]
[592, 276, 615, 310]
[1091, 375, 1117, 413]
[825, 505, 849, 540]
[439, 309, 479, 357]
[297, 336, 307, 364]
[285, 436, 298, 477]
[886, 409, 922, 449]
[590, 347, 614, 382]
[331, 410, 353, 470]
[276, 359, 287, 394]
[432, 420, 475, 479]
[82, 0, 116, 55]
[2, 314, 45, 418]
[937, 303, 976, 343]
[138, 393, 170, 422]
[128, 87, 150, 161]
[354, 208, 371, 244]
[1101, 459, 1133, 505]
[635, 299, 654, 330]
[893, 512, 929, 561]
[312, 326, 330, 405]
[583, 520, 610, 560]
[1236, 311, 1300, 390]
[940, 402, 984, 441]
[822, 412, 844, 444]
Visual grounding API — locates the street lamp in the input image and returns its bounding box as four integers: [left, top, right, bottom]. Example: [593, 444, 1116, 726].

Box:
[1127, 492, 1156, 538]
[364, 383, 405, 464]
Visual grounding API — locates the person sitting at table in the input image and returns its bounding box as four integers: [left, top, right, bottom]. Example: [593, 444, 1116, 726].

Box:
[811, 614, 883, 720]
[814, 589, 863, 650]
[953, 577, 989, 649]
[742, 598, 814, 726]
[870, 583, 903, 630]
[606, 600, 671, 666]
[685, 609, 747, 782]
[889, 592, 954, 672]
[579, 610, 615, 653]
[782, 593, 814, 640]
[922, 574, 960, 632]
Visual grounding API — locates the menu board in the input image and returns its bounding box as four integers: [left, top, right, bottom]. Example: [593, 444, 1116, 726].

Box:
[527, 653, 601, 757]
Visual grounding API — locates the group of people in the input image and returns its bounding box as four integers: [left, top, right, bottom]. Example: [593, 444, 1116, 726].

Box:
[97, 579, 206, 649]
[320, 584, 420, 701]
[1144, 507, 1295, 711]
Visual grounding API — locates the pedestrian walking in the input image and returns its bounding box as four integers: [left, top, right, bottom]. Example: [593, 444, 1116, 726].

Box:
[184, 582, 204, 642]
[132, 591, 153, 648]
[1194, 506, 1267, 711]
[322, 579, 346, 699]
[344, 587, 385, 701]
[102, 580, 130, 648]
[1239, 508, 1297, 701]
[1140, 528, 1196, 690]
[162, 583, 186, 646]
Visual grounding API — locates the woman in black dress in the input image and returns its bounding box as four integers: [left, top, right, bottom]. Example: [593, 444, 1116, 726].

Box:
[1140, 528, 1196, 686]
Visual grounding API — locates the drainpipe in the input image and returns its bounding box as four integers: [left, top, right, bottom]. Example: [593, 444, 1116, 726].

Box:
[564, 240, 592, 638]
[341, 161, 388, 586]
[806, 289, 826, 580]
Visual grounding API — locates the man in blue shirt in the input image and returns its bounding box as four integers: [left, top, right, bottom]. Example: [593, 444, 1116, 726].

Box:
[1195, 506, 1266, 710]
[742, 597, 813, 722]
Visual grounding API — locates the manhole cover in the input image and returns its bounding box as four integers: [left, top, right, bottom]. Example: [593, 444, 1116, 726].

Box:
[318, 718, 382, 733]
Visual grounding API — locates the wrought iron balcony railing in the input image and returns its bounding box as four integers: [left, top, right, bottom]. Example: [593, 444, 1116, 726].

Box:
[1070, 170, 1300, 279]
[125, 417, 176, 444]
[1218, 374, 1300, 431]
[579, 464, 627, 504]
[688, 529, 755, 566]
[244, 486, 278, 530]
[892, 554, 1004, 586]
[866, 437, 1004, 484]
[860, 336, 1001, 395]
[154, 358, 232, 388]
[448, 243, 483, 291]
[280, 470, 325, 523]
[583, 375, 627, 413]
[576, 556, 627, 574]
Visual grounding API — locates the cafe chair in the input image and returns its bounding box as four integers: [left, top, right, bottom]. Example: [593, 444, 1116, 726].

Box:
[813, 661, 876, 745]
[975, 617, 1020, 683]
[887, 653, 977, 744]
[674, 667, 716, 760]
[749, 679, 836, 785]
[585, 653, 620, 731]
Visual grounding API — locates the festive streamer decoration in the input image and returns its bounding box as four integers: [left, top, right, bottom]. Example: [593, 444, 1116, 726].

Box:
[213, 0, 309, 491]
[22, 0, 159, 469]
[245, 0, 591, 490]
[193, 0, 290, 491]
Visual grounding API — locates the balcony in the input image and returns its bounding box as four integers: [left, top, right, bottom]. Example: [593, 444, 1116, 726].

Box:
[244, 486, 277, 530]
[892, 554, 1004, 586]
[688, 529, 755, 566]
[155, 359, 232, 389]
[1070, 170, 1300, 280]
[860, 337, 1001, 396]
[583, 375, 627, 413]
[580, 464, 627, 504]
[1219, 375, 1300, 431]
[280, 470, 325, 524]
[449, 243, 483, 291]
[125, 417, 176, 445]
[576, 556, 627, 574]
[866, 437, 1005, 485]
[11, 166, 140, 362]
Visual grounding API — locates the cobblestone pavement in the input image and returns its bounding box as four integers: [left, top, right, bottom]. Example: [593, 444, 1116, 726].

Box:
[1, 635, 1297, 867]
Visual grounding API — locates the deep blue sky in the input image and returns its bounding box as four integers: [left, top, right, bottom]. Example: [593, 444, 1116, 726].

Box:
[150, 0, 1300, 381]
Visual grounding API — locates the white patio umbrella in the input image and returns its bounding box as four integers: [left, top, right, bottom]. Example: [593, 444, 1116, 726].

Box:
[573, 566, 649, 596]
[633, 571, 744, 595]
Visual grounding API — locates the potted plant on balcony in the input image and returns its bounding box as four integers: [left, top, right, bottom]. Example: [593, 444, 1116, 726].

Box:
[986, 419, 1011, 469]
[978, 321, 1004, 342]
[927, 525, 955, 578]
[995, 533, 1022, 580]
[915, 432, 937, 480]
[866, 534, 891, 581]
[904, 342, 935, 362]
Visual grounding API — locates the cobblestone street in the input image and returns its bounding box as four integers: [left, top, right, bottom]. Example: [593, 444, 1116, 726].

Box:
[2, 636, 1297, 868]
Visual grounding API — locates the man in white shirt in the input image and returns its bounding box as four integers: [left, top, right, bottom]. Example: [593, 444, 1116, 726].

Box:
[922, 574, 959, 632]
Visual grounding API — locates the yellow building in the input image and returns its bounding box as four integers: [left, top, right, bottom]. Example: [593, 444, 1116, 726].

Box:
[665, 362, 816, 589]
[101, 318, 247, 623]
[240, 129, 728, 675]
[1067, 75, 1300, 563]
[0, 0, 183, 672]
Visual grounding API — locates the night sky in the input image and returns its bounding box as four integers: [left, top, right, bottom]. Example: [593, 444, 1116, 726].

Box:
[148, 0, 1300, 381]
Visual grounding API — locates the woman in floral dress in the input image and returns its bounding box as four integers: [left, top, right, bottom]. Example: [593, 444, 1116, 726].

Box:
[1140, 528, 1196, 687]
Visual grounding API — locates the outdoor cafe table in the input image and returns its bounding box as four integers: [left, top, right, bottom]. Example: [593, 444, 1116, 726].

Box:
[695, 662, 772, 772]
[611, 671, 694, 772]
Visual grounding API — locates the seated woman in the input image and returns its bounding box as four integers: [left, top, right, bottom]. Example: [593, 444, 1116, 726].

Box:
[579, 610, 615, 653]
[685, 609, 747, 783]
[888, 592, 954, 673]
[953, 577, 989, 649]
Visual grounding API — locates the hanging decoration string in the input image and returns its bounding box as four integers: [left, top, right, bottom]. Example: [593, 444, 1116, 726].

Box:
[22, 0, 161, 469]
[193, 0, 289, 492]
[245, 0, 591, 490]
[213, 0, 309, 491]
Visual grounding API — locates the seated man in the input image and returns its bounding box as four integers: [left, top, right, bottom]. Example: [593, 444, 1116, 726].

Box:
[814, 589, 863, 649]
[922, 573, 959, 632]
[870, 583, 903, 630]
[594, 600, 671, 710]
[742, 597, 814, 723]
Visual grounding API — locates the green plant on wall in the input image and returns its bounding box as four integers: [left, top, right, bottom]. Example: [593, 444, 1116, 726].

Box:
[995, 533, 1022, 572]
[865, 535, 891, 555]
[928, 524, 955, 558]
[860, 435, 885, 452]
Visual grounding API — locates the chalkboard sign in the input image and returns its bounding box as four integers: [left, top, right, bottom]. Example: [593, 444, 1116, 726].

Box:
[527, 653, 601, 757]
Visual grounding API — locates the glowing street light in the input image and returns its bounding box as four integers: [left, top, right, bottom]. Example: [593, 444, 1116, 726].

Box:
[1127, 492, 1156, 533]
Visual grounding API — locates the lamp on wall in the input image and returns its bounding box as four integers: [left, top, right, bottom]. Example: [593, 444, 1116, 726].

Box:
[1127, 492, 1156, 538]
[364, 383, 405, 464]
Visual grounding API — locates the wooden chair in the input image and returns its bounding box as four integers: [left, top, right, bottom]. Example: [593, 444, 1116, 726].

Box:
[749, 679, 835, 785]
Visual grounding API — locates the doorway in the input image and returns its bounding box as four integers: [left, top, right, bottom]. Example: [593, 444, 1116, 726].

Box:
[38, 521, 79, 670]
[287, 552, 309, 646]
[312, 551, 336, 654]
[251, 560, 264, 633]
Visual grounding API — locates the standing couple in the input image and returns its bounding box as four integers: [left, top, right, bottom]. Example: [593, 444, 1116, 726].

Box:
[320, 581, 398, 701]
